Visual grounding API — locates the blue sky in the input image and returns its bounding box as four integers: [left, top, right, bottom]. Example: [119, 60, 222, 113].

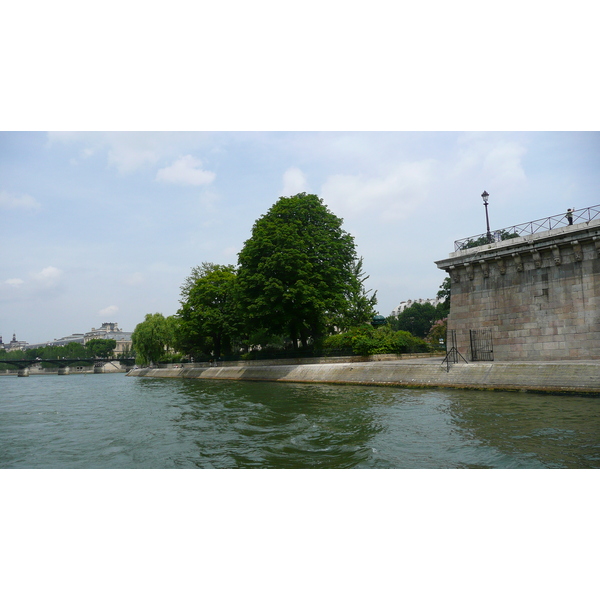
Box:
[2, 131, 600, 344]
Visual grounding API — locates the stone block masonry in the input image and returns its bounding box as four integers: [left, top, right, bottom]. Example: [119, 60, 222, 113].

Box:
[436, 219, 600, 361]
[127, 359, 600, 395]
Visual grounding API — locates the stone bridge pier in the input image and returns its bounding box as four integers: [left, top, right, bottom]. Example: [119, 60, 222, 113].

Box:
[436, 219, 600, 361]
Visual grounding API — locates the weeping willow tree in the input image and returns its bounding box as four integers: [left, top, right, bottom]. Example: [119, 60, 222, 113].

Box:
[131, 313, 175, 365]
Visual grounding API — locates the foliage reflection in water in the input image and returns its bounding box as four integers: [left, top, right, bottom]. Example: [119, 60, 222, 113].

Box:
[0, 374, 598, 468]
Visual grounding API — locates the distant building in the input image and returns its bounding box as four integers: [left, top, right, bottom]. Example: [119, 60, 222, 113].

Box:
[14, 322, 133, 354]
[28, 333, 86, 349]
[84, 323, 133, 354]
[0, 333, 28, 352]
[390, 297, 442, 317]
[84, 322, 123, 342]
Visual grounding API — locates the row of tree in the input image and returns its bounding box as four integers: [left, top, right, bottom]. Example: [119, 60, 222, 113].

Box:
[131, 193, 450, 365]
[0, 339, 118, 369]
[132, 193, 377, 364]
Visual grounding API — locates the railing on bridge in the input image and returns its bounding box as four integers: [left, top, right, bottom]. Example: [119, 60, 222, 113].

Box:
[454, 204, 600, 252]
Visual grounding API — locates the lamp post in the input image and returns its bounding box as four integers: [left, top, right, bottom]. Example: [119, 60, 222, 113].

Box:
[482, 190, 491, 242]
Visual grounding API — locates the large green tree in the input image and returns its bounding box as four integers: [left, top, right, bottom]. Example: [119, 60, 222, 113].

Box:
[175, 263, 241, 358]
[131, 313, 174, 365]
[237, 192, 365, 348]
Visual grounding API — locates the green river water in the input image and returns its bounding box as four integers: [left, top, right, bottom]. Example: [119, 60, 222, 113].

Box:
[1, 372, 598, 468]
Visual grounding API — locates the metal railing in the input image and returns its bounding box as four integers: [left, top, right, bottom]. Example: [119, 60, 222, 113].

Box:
[454, 204, 600, 252]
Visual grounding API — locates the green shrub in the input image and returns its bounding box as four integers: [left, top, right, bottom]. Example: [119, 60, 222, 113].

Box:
[323, 324, 428, 355]
[161, 352, 185, 363]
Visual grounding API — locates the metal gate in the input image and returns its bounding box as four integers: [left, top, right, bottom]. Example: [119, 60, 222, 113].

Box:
[470, 329, 494, 361]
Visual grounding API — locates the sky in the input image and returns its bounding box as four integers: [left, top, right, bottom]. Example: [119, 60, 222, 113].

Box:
[2, 131, 600, 345]
[2, 2, 598, 346]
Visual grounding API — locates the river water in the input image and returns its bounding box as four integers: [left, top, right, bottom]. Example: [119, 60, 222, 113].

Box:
[1, 372, 599, 468]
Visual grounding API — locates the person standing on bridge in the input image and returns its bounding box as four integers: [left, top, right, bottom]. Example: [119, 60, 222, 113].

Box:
[566, 208, 574, 225]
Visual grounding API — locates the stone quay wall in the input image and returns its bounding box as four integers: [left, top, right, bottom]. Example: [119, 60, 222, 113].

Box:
[127, 360, 600, 395]
[436, 219, 600, 361]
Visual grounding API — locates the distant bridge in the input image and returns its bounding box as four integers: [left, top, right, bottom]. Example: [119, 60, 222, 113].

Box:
[0, 357, 136, 376]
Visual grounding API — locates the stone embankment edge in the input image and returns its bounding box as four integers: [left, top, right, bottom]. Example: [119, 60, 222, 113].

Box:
[127, 360, 600, 395]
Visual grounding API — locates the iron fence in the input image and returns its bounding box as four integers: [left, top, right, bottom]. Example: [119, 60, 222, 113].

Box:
[454, 204, 600, 252]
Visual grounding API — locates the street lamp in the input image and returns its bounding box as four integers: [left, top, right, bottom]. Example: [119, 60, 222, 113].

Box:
[481, 190, 491, 241]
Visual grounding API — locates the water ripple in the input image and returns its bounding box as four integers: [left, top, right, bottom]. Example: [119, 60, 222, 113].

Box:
[1, 374, 598, 468]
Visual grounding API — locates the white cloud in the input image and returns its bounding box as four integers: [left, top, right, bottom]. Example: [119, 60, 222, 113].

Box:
[5, 278, 24, 287]
[102, 132, 161, 173]
[156, 155, 216, 186]
[99, 305, 119, 317]
[0, 190, 41, 211]
[32, 266, 63, 288]
[321, 160, 436, 221]
[281, 167, 309, 196]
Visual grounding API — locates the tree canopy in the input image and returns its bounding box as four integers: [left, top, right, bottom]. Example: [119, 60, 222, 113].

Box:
[85, 338, 117, 358]
[175, 262, 241, 358]
[436, 276, 451, 312]
[388, 301, 448, 338]
[131, 193, 387, 359]
[340, 256, 378, 330]
[131, 313, 174, 365]
[237, 193, 369, 348]
[1, 342, 95, 369]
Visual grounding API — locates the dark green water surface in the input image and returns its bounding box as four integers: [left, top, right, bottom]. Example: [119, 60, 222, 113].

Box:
[1, 373, 599, 468]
